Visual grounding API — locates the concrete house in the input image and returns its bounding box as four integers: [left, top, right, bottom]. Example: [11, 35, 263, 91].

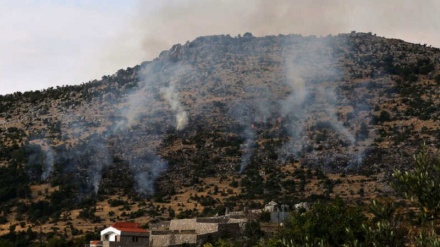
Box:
[90, 222, 149, 247]
[263, 201, 278, 212]
[263, 201, 290, 224]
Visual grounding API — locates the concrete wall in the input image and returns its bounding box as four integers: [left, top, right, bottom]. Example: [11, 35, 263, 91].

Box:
[270, 211, 289, 224]
[102, 240, 148, 247]
[100, 234, 149, 247]
[101, 232, 119, 241]
[120, 235, 149, 247]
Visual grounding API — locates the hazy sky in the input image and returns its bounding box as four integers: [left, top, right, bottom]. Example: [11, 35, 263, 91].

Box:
[1, 0, 439, 95]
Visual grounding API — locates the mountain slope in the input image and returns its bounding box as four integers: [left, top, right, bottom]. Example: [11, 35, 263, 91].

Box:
[1, 32, 440, 239]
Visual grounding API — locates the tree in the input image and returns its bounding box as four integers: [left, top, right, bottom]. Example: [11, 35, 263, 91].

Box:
[243, 221, 264, 246]
[378, 110, 391, 122]
[393, 145, 440, 220]
[277, 198, 366, 246]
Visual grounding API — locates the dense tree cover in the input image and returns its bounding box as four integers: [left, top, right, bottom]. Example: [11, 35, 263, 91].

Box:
[0, 159, 30, 202]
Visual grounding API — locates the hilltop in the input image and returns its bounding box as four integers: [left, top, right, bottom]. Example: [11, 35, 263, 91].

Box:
[1, 32, 440, 242]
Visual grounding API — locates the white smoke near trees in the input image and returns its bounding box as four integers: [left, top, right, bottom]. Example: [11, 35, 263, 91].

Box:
[129, 154, 168, 195]
[320, 87, 356, 145]
[85, 140, 112, 194]
[25, 139, 56, 181]
[228, 102, 257, 172]
[279, 62, 309, 158]
[41, 144, 55, 181]
[29, 53, 192, 197]
[239, 126, 256, 173]
[274, 35, 369, 169]
[122, 60, 191, 131]
[220, 34, 370, 172]
[161, 84, 188, 131]
[111, 60, 192, 194]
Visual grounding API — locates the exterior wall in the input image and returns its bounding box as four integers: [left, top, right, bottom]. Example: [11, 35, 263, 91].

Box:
[169, 219, 197, 231]
[101, 227, 121, 242]
[150, 221, 171, 230]
[150, 233, 197, 247]
[169, 219, 218, 235]
[100, 231, 149, 247]
[101, 241, 111, 247]
[102, 238, 149, 247]
[149, 218, 248, 247]
[270, 211, 289, 224]
[101, 232, 119, 242]
[120, 234, 149, 247]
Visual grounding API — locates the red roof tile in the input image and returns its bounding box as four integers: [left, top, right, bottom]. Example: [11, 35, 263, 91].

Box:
[112, 222, 149, 233]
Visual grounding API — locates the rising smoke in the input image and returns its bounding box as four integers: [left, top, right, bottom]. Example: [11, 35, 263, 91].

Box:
[41, 143, 55, 181]
[21, 0, 407, 195]
[161, 84, 188, 131]
[229, 102, 257, 173]
[278, 60, 309, 159]
[24, 140, 55, 181]
[89, 0, 440, 78]
[241, 34, 371, 171]
[85, 139, 112, 194]
[111, 59, 192, 194]
[129, 154, 168, 195]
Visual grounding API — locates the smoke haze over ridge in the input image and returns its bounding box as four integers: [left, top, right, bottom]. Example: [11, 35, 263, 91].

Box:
[1, 0, 440, 94]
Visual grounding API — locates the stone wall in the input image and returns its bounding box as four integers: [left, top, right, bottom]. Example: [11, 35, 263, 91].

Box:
[149, 217, 248, 246]
[150, 221, 171, 230]
[150, 233, 197, 247]
[169, 219, 219, 235]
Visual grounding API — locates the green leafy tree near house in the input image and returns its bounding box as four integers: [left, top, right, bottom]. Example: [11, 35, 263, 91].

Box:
[275, 198, 366, 246]
[392, 145, 440, 221]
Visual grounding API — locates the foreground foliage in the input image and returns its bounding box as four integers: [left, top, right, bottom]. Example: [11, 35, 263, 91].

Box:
[205, 147, 440, 246]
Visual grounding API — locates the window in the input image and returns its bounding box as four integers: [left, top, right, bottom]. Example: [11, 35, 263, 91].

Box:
[132, 236, 139, 242]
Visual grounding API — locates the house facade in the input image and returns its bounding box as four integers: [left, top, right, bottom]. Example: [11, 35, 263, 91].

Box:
[89, 222, 149, 247]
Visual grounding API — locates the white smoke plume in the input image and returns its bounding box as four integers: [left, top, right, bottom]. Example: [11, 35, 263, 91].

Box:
[129, 155, 168, 195]
[25, 139, 56, 181]
[320, 87, 356, 145]
[277, 36, 368, 168]
[161, 84, 188, 131]
[86, 140, 112, 194]
[112, 62, 193, 194]
[41, 144, 55, 181]
[239, 126, 256, 173]
[279, 60, 309, 158]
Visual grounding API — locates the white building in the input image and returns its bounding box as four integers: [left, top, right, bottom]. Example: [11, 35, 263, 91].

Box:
[92, 222, 149, 247]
